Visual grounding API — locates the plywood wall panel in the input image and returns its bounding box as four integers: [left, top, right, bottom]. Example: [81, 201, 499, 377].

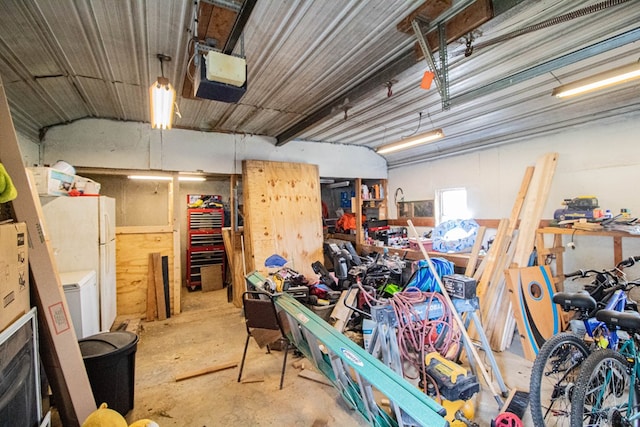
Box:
[242, 160, 323, 280]
[116, 231, 174, 317]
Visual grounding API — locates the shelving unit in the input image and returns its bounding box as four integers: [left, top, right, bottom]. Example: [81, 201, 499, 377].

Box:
[186, 207, 225, 290]
[354, 178, 388, 245]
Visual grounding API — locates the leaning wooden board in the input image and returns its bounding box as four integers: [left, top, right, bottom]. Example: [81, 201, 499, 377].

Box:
[0, 77, 95, 426]
[492, 153, 559, 351]
[505, 265, 561, 361]
[242, 160, 323, 280]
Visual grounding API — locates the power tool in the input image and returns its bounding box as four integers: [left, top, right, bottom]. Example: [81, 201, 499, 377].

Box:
[424, 352, 480, 426]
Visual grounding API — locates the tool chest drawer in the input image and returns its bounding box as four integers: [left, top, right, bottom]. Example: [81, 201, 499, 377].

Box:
[188, 208, 223, 229]
[188, 230, 224, 248]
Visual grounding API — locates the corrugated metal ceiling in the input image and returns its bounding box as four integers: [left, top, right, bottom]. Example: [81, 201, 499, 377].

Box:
[0, 0, 638, 168]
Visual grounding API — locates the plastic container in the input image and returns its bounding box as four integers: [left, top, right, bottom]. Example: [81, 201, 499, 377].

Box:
[308, 303, 335, 322]
[362, 319, 376, 352]
[51, 160, 75, 176]
[78, 331, 139, 416]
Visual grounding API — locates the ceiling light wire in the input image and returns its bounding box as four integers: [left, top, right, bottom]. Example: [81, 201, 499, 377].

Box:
[402, 112, 423, 139]
[549, 71, 563, 85]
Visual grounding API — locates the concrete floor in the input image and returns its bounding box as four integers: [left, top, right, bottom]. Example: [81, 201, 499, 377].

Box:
[55, 287, 535, 426]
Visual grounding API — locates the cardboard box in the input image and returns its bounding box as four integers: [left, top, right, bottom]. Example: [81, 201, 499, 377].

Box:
[201, 264, 223, 292]
[0, 222, 30, 332]
[28, 167, 74, 196]
[73, 175, 101, 195]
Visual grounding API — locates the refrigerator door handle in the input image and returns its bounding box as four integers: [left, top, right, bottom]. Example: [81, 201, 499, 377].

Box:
[104, 213, 109, 245]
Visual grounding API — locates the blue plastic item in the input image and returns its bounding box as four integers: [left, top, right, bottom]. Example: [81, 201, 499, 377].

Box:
[264, 254, 288, 268]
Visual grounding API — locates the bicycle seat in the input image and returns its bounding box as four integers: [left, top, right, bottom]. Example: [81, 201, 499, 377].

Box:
[596, 309, 640, 332]
[553, 291, 597, 312]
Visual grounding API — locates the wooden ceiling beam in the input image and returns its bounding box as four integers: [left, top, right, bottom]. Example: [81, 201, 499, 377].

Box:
[397, 0, 452, 34]
[182, 3, 239, 99]
[414, 0, 493, 59]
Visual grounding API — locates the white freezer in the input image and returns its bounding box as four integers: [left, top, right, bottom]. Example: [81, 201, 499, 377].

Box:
[61, 270, 99, 339]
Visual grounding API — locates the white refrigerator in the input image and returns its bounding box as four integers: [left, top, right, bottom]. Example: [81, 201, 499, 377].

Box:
[40, 196, 117, 332]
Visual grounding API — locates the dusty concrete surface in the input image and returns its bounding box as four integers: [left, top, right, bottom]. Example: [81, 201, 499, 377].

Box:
[51, 286, 535, 426]
[126, 288, 368, 426]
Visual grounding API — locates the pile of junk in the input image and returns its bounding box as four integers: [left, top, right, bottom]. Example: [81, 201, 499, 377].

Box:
[249, 240, 516, 427]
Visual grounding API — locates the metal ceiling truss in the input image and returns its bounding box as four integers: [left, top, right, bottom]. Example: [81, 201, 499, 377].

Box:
[411, 19, 451, 111]
[275, 52, 418, 146]
[274, 0, 476, 146]
[222, 0, 257, 55]
[192, 0, 254, 69]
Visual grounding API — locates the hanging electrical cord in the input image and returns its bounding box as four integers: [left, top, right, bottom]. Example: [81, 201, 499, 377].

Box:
[401, 112, 423, 139]
[355, 278, 462, 399]
[467, 0, 631, 56]
[390, 288, 462, 401]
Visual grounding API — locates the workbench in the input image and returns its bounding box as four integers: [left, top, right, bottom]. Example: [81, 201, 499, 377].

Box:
[358, 244, 479, 272]
[536, 226, 640, 290]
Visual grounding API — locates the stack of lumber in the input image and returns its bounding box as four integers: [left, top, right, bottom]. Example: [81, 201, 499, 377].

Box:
[469, 153, 559, 352]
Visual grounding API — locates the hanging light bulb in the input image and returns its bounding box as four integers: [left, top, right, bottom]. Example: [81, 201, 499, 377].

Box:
[149, 54, 176, 129]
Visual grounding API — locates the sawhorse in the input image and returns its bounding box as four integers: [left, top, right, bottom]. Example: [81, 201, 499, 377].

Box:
[367, 297, 508, 399]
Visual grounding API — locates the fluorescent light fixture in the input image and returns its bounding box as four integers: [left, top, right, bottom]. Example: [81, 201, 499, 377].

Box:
[150, 54, 176, 129]
[128, 175, 171, 181]
[552, 60, 640, 98]
[375, 129, 444, 155]
[128, 175, 206, 182]
[178, 176, 206, 182]
[328, 181, 350, 188]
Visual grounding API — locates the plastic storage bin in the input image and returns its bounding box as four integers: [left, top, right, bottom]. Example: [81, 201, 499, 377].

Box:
[78, 331, 139, 416]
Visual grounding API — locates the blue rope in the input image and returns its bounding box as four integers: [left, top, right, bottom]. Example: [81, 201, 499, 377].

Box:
[407, 258, 454, 292]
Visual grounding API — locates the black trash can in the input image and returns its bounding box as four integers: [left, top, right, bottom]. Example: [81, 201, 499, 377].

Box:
[78, 331, 139, 416]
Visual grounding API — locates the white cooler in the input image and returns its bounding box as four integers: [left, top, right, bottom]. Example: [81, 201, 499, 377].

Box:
[61, 270, 99, 339]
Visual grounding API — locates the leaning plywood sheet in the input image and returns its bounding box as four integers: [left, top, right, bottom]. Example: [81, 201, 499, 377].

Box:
[116, 229, 173, 317]
[242, 160, 323, 280]
[0, 77, 95, 426]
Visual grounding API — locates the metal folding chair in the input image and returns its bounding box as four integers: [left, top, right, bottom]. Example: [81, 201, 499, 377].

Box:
[237, 291, 290, 389]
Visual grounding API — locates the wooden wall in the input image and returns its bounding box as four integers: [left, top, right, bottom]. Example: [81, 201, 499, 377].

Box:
[242, 160, 323, 280]
[116, 228, 174, 317]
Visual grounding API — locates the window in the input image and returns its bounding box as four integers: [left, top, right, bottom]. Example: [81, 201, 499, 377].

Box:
[437, 188, 469, 223]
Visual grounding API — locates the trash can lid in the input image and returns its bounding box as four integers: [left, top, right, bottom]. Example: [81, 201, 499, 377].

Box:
[79, 331, 139, 359]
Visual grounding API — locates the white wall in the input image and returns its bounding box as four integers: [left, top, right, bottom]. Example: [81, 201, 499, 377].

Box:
[41, 119, 387, 179]
[16, 131, 39, 167]
[389, 114, 640, 275]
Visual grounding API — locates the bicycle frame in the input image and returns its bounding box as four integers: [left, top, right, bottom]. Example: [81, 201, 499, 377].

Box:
[583, 289, 629, 349]
[589, 336, 640, 424]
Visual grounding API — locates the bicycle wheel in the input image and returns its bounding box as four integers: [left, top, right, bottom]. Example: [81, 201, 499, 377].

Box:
[570, 349, 634, 427]
[530, 332, 590, 426]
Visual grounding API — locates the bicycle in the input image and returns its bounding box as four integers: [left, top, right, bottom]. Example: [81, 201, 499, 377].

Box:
[529, 256, 640, 426]
[570, 308, 640, 426]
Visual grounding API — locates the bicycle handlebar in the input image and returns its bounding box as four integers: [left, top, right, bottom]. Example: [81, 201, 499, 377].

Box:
[618, 256, 640, 269]
[564, 256, 640, 279]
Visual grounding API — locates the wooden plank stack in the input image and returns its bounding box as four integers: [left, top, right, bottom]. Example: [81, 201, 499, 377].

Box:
[470, 153, 559, 352]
